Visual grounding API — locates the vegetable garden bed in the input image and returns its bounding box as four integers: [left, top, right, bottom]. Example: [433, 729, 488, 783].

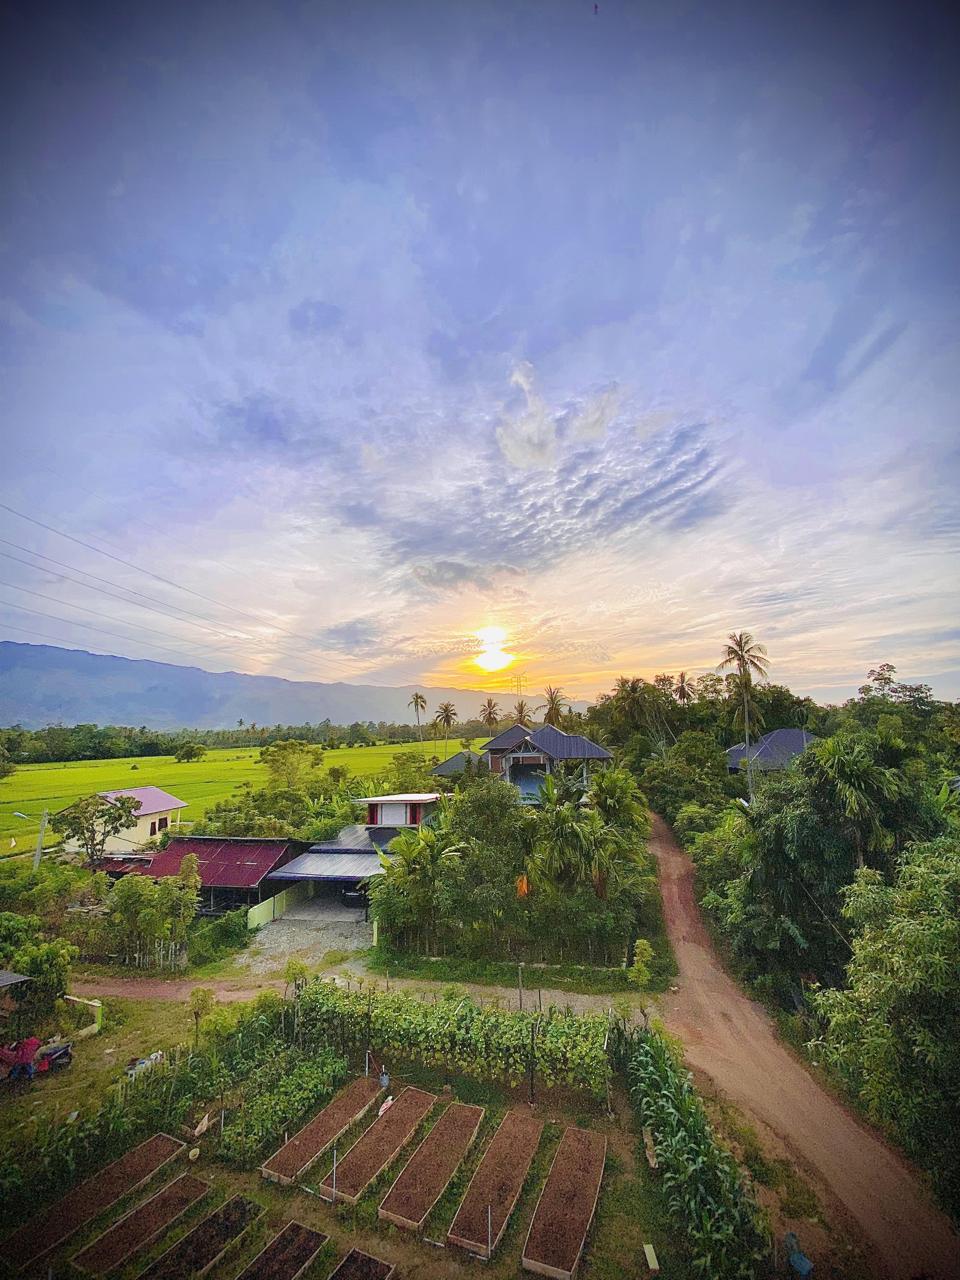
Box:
[0, 1132, 185, 1271]
[317, 1087, 436, 1204]
[326, 1248, 396, 1280]
[72, 1173, 209, 1275]
[138, 1196, 263, 1280]
[521, 1127, 606, 1279]
[234, 1221, 329, 1280]
[447, 1110, 543, 1257]
[261, 1076, 381, 1184]
[378, 1102, 484, 1231]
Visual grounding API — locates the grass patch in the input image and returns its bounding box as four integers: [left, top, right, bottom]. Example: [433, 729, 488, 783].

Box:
[366, 949, 639, 995]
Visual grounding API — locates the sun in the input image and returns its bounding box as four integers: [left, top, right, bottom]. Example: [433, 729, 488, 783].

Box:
[474, 626, 514, 673]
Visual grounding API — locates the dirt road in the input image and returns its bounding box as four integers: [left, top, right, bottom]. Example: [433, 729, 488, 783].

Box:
[650, 813, 960, 1280]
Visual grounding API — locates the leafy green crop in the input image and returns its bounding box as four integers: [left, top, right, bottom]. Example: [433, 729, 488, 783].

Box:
[622, 1028, 769, 1278]
[299, 980, 611, 1098]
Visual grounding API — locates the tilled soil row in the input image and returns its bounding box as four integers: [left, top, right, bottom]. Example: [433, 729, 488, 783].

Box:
[318, 1087, 436, 1204]
[0, 1133, 185, 1271]
[234, 1221, 329, 1280]
[138, 1195, 262, 1280]
[522, 1127, 606, 1279]
[379, 1102, 484, 1230]
[261, 1076, 381, 1184]
[447, 1110, 544, 1257]
[72, 1173, 209, 1274]
[327, 1248, 396, 1280]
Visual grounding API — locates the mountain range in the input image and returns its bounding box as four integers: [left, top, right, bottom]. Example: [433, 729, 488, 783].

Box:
[0, 642, 565, 730]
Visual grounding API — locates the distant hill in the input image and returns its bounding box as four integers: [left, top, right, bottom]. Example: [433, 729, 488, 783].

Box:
[0, 642, 565, 730]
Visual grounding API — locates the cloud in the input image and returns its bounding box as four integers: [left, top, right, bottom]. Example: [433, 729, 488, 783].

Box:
[496, 362, 558, 468]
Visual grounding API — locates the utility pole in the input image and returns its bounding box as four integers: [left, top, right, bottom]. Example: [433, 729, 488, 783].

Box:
[33, 809, 49, 871]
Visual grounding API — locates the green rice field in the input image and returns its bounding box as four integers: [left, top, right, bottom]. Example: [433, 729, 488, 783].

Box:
[0, 741, 442, 854]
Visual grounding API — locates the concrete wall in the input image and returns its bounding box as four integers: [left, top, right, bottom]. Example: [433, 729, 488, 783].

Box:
[246, 879, 314, 929]
[104, 809, 182, 852]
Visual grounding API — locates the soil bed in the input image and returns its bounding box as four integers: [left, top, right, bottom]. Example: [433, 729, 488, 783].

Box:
[0, 1132, 185, 1271]
[234, 1222, 328, 1280]
[138, 1196, 262, 1280]
[327, 1248, 395, 1280]
[262, 1076, 381, 1184]
[379, 1102, 484, 1230]
[72, 1173, 209, 1274]
[447, 1110, 543, 1257]
[318, 1087, 436, 1204]
[522, 1127, 606, 1279]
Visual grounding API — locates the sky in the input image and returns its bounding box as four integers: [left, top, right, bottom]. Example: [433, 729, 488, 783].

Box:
[1, 0, 959, 705]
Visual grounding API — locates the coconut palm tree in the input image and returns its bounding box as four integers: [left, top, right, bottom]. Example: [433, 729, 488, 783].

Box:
[479, 697, 501, 734]
[513, 698, 533, 728]
[718, 631, 770, 801]
[805, 735, 903, 868]
[673, 672, 695, 706]
[408, 691, 427, 747]
[433, 701, 457, 760]
[539, 685, 569, 728]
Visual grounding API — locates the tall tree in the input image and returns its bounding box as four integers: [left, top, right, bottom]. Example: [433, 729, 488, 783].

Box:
[434, 701, 457, 760]
[513, 699, 533, 728]
[803, 734, 903, 868]
[408, 691, 427, 747]
[674, 671, 695, 705]
[259, 739, 324, 790]
[539, 685, 569, 727]
[479, 697, 501, 734]
[718, 632, 770, 801]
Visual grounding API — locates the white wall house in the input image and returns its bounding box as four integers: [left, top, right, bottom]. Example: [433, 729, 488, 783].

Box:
[97, 786, 188, 852]
[359, 793, 440, 827]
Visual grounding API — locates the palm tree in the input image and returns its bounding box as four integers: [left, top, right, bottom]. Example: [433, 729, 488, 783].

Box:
[409, 691, 427, 748]
[513, 699, 533, 728]
[539, 685, 569, 728]
[434, 701, 457, 760]
[718, 631, 770, 801]
[673, 672, 695, 706]
[479, 697, 501, 734]
[805, 735, 903, 868]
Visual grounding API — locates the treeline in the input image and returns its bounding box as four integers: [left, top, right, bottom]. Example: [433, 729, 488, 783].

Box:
[630, 663, 960, 1219]
[0, 715, 501, 765]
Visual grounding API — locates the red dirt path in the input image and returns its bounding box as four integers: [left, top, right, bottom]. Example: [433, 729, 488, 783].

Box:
[651, 813, 960, 1280]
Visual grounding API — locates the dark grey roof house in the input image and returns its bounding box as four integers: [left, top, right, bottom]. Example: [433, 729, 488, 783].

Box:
[481, 723, 612, 802]
[431, 749, 483, 778]
[726, 728, 817, 773]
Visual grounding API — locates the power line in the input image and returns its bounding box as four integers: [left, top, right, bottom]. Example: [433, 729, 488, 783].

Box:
[0, 599, 213, 660]
[0, 501, 359, 656]
[0, 520, 363, 675]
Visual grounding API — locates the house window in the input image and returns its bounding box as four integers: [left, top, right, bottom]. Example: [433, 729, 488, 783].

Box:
[149, 821, 157, 837]
[158, 816, 168, 831]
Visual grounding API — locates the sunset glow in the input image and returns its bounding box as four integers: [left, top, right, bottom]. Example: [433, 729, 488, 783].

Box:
[474, 627, 514, 673]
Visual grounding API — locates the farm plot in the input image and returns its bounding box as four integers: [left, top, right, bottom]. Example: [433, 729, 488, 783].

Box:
[0, 1132, 184, 1270]
[318, 1087, 436, 1204]
[234, 1222, 329, 1280]
[378, 1102, 484, 1231]
[261, 1076, 381, 1184]
[326, 1249, 395, 1280]
[522, 1127, 606, 1279]
[72, 1173, 209, 1274]
[138, 1196, 262, 1280]
[447, 1110, 543, 1257]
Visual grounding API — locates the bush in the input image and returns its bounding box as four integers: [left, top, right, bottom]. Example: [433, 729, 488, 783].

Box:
[187, 908, 250, 966]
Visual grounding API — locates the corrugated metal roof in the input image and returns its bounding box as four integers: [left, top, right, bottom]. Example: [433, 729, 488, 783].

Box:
[316, 825, 399, 852]
[356, 792, 440, 803]
[726, 728, 817, 771]
[267, 851, 383, 881]
[98, 786, 188, 815]
[432, 750, 482, 777]
[118, 837, 296, 889]
[482, 724, 611, 762]
[0, 969, 31, 989]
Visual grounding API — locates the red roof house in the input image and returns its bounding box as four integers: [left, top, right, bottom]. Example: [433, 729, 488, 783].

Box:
[104, 835, 301, 910]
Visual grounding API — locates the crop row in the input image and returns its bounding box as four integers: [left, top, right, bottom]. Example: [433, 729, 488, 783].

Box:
[622, 1028, 769, 1279]
[298, 981, 611, 1098]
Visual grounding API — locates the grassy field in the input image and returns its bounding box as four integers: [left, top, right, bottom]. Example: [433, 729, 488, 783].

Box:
[0, 741, 443, 853]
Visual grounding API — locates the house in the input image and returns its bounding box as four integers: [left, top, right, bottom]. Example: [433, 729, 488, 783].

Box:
[481, 724, 612, 802]
[725, 728, 817, 774]
[359, 793, 440, 826]
[96, 786, 188, 851]
[430, 749, 483, 779]
[103, 835, 301, 912]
